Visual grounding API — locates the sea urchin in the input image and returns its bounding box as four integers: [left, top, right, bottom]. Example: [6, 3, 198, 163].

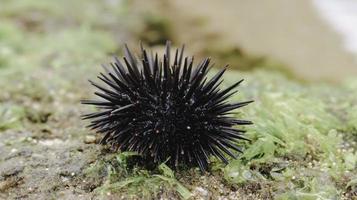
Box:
[81, 42, 253, 171]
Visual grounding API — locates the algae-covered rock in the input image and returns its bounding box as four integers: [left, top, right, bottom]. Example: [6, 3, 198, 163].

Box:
[0, 0, 356, 199]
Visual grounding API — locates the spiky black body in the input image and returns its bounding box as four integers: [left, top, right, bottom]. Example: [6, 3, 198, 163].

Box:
[82, 42, 253, 171]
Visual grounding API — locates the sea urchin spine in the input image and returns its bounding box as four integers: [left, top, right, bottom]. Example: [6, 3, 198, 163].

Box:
[81, 42, 253, 171]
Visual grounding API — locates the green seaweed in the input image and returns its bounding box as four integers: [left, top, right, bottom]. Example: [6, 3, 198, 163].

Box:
[91, 152, 191, 199]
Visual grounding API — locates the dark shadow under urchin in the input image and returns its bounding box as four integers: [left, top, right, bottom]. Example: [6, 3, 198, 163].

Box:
[81, 41, 253, 172]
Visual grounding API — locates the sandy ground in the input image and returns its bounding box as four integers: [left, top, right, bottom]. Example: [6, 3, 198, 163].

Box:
[164, 0, 357, 81]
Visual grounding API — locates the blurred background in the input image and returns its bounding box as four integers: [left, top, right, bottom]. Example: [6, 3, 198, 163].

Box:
[1, 0, 356, 81]
[133, 0, 357, 81]
[1, 0, 357, 199]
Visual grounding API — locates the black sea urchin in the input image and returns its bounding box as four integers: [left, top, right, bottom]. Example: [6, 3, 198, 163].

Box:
[81, 42, 253, 171]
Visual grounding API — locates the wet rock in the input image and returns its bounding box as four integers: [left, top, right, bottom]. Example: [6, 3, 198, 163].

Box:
[5, 147, 33, 160]
[38, 138, 65, 146]
[0, 159, 24, 178]
[194, 186, 209, 198]
[0, 179, 13, 191]
[84, 135, 96, 144]
[0, 177, 22, 192]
